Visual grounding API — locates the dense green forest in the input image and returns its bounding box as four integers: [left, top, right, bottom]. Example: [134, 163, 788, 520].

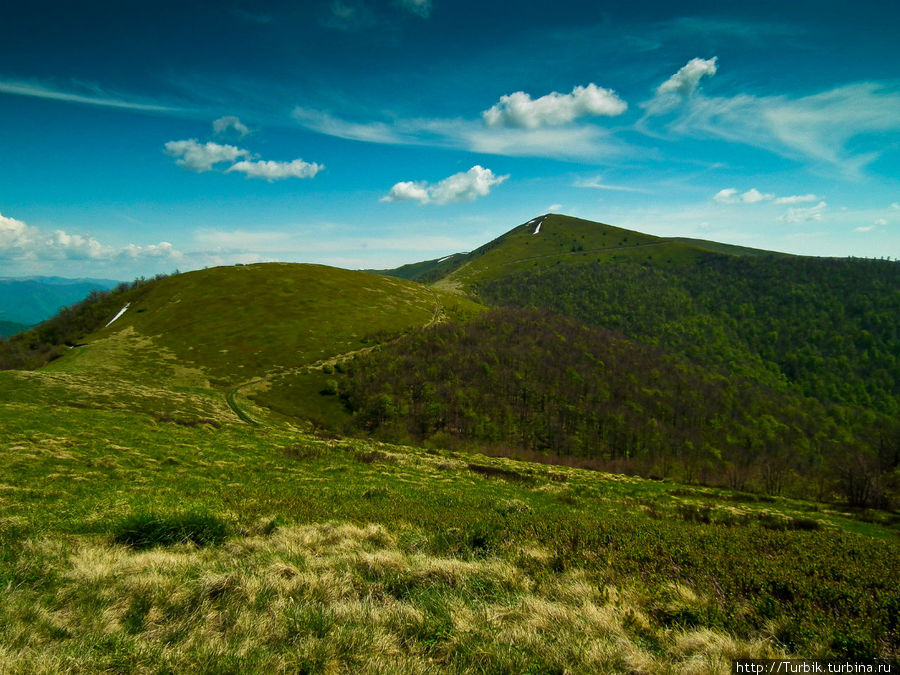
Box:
[332, 308, 898, 506]
[478, 255, 900, 415]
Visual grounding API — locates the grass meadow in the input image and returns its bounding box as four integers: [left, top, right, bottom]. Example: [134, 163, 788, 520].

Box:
[0, 259, 897, 672]
[1, 363, 897, 673]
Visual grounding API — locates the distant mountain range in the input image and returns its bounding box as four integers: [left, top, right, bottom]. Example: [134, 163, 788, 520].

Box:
[0, 276, 120, 330]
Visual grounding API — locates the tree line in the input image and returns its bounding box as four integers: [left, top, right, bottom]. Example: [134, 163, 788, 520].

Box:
[332, 308, 898, 507]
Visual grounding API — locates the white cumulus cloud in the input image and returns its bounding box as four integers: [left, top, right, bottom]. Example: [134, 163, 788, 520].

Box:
[226, 159, 324, 181]
[646, 57, 718, 114]
[741, 188, 774, 203]
[713, 188, 773, 204]
[0, 210, 181, 264]
[382, 166, 508, 205]
[482, 83, 627, 129]
[779, 201, 828, 223]
[164, 139, 250, 172]
[212, 115, 250, 137]
[382, 181, 431, 204]
[775, 194, 819, 205]
[0, 211, 31, 251]
[45, 230, 111, 260]
[657, 57, 719, 97]
[713, 188, 739, 204]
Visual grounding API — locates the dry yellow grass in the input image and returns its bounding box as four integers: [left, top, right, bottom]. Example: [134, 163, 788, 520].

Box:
[0, 521, 791, 674]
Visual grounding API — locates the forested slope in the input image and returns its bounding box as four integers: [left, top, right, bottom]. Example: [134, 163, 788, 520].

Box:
[325, 308, 898, 504]
[478, 256, 900, 415]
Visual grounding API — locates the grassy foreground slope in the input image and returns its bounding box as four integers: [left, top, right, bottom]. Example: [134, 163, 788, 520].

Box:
[0, 251, 897, 669]
[1, 369, 898, 672]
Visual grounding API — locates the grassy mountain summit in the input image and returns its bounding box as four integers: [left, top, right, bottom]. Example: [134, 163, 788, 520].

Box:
[380, 213, 899, 415]
[0, 263, 447, 385]
[381, 213, 780, 290]
[88, 262, 442, 385]
[362, 214, 898, 504]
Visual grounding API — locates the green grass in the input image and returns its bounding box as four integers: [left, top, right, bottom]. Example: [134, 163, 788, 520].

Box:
[1, 364, 898, 671]
[84, 263, 440, 385]
[429, 214, 737, 293]
[0, 256, 897, 671]
[112, 511, 233, 549]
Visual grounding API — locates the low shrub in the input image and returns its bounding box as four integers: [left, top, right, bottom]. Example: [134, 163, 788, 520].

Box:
[112, 511, 231, 549]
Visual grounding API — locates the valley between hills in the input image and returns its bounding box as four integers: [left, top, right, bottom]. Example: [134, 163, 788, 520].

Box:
[0, 214, 897, 672]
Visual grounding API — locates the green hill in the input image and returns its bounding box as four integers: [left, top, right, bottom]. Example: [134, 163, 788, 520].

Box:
[86, 263, 444, 385]
[1, 223, 898, 668]
[388, 214, 755, 292]
[380, 213, 898, 415]
[0, 263, 481, 427]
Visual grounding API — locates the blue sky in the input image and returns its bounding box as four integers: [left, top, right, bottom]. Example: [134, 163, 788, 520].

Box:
[1, 0, 899, 279]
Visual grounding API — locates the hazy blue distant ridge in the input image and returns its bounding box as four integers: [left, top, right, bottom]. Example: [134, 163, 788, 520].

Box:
[0, 277, 121, 326]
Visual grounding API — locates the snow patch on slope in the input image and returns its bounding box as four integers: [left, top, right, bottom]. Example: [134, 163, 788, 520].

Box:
[104, 303, 130, 327]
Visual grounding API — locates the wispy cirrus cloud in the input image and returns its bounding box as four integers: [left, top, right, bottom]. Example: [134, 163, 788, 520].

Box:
[574, 176, 649, 193]
[774, 194, 819, 205]
[291, 56, 898, 174]
[643, 58, 900, 176]
[0, 79, 179, 113]
[292, 107, 413, 145]
[292, 106, 626, 161]
[637, 56, 900, 176]
[381, 165, 508, 205]
[398, 0, 432, 18]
